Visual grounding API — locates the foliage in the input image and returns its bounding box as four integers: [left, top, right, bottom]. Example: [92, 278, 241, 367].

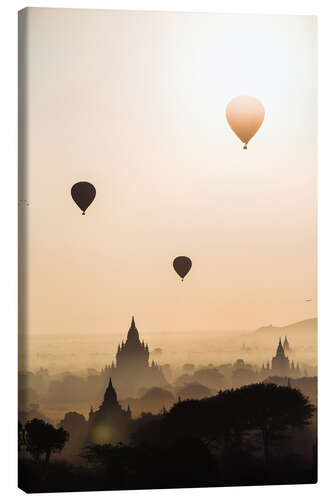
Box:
[132, 383, 314, 462]
[24, 418, 69, 463]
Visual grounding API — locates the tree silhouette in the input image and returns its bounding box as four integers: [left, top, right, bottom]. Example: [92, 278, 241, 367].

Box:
[57, 412, 88, 456]
[25, 419, 69, 463]
[234, 384, 314, 463]
[161, 391, 247, 455]
[156, 383, 314, 463]
[57, 412, 87, 440]
[81, 437, 218, 489]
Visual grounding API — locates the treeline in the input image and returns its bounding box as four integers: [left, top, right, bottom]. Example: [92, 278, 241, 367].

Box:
[19, 383, 317, 493]
[131, 383, 315, 462]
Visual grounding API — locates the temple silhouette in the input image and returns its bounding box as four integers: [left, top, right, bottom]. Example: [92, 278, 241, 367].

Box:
[100, 317, 166, 397]
[88, 377, 131, 444]
[283, 336, 292, 353]
[261, 337, 301, 377]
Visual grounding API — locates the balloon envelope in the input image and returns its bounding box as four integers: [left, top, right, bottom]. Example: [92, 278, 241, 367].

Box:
[226, 96, 265, 149]
[71, 182, 96, 215]
[173, 256, 192, 281]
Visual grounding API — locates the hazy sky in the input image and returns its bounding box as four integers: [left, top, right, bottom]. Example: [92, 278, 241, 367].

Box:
[22, 9, 317, 335]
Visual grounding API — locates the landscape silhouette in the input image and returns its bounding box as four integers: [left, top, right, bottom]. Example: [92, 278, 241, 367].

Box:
[19, 316, 317, 492]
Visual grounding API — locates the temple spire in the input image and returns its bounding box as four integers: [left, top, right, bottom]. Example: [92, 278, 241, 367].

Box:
[276, 337, 285, 357]
[99, 377, 120, 411]
[106, 377, 116, 395]
[283, 336, 291, 353]
[127, 315, 140, 342]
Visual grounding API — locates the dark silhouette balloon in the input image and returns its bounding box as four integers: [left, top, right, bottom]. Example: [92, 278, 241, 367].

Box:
[173, 256, 192, 281]
[71, 182, 96, 215]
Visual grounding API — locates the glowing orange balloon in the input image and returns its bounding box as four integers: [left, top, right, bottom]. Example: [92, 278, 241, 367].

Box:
[226, 96, 265, 149]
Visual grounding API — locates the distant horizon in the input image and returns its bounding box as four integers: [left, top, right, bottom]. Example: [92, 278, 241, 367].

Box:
[21, 313, 317, 377]
[25, 316, 317, 337]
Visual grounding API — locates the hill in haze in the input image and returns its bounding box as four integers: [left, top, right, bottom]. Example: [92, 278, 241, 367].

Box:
[252, 318, 317, 339]
[241, 318, 317, 364]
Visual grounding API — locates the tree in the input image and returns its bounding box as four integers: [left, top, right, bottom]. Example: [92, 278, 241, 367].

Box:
[58, 411, 87, 439]
[193, 368, 224, 389]
[25, 418, 69, 463]
[81, 443, 141, 489]
[81, 438, 218, 490]
[236, 383, 314, 463]
[177, 382, 212, 400]
[57, 412, 88, 455]
[138, 387, 175, 414]
[158, 383, 315, 464]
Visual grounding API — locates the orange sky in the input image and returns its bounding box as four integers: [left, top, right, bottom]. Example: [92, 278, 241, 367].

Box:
[21, 9, 317, 335]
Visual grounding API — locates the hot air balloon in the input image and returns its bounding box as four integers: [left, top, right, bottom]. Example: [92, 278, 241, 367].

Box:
[173, 256, 192, 281]
[71, 182, 96, 215]
[226, 96, 265, 149]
